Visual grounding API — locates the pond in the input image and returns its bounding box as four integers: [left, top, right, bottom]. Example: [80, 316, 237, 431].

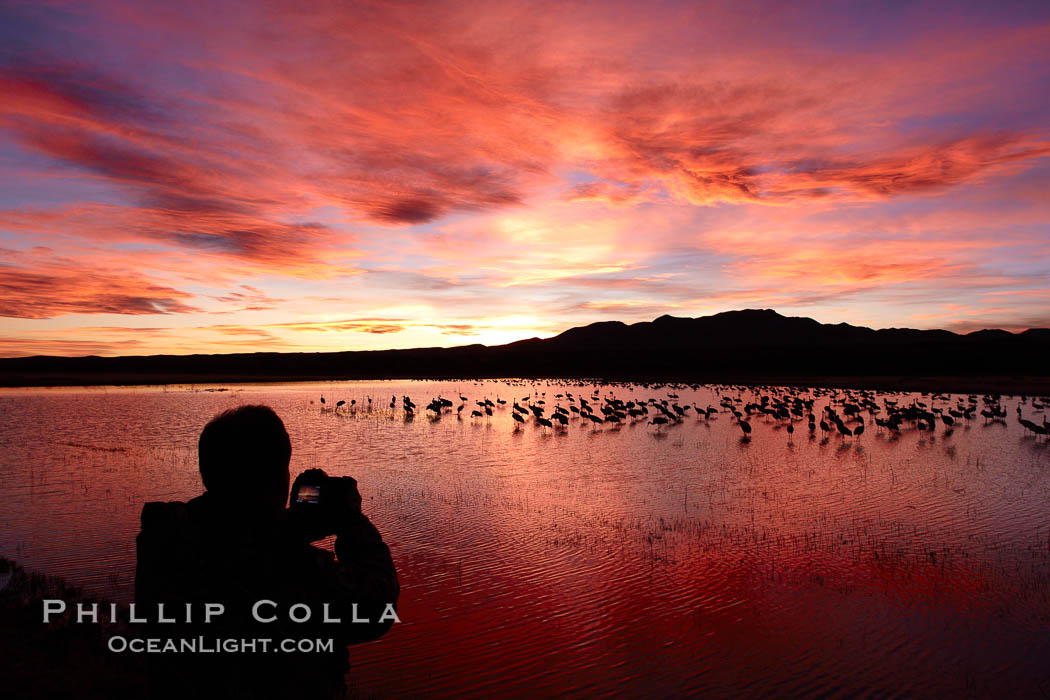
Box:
[1, 380, 1048, 697]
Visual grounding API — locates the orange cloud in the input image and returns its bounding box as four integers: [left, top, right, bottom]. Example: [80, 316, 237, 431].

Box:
[1, 0, 1049, 354]
[0, 258, 200, 319]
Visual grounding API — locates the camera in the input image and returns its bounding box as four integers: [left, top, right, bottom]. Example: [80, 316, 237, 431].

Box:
[288, 469, 361, 540]
[290, 470, 357, 510]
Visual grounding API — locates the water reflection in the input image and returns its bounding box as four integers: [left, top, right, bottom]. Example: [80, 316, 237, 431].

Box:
[1, 380, 1048, 697]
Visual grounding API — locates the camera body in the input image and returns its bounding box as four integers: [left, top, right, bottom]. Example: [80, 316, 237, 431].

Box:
[288, 469, 361, 541]
[291, 473, 357, 510]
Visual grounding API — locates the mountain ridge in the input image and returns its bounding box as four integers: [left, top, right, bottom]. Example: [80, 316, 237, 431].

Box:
[521, 308, 1036, 350]
[1, 308, 1048, 388]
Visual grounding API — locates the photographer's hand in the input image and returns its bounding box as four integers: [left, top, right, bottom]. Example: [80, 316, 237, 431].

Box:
[333, 476, 364, 527]
[331, 482, 400, 644]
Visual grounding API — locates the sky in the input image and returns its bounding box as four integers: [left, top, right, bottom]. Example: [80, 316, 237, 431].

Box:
[1, 0, 1049, 357]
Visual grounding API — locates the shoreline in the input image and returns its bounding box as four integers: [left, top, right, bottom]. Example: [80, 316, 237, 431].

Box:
[1, 372, 1048, 396]
[0, 558, 147, 698]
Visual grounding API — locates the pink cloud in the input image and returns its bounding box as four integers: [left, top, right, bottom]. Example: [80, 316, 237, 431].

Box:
[0, 257, 200, 318]
[1, 0, 1048, 352]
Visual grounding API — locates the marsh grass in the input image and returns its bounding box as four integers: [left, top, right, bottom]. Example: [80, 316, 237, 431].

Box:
[0, 558, 147, 699]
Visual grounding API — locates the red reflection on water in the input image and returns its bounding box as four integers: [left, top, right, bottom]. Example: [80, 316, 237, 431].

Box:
[2, 381, 1049, 697]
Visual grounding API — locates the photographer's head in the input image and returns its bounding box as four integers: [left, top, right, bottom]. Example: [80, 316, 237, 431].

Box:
[198, 405, 291, 515]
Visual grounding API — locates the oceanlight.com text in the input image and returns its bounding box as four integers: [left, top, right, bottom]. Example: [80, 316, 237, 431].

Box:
[106, 636, 335, 654]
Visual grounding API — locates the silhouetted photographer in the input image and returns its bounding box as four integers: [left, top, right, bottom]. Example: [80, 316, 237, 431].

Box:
[135, 405, 399, 699]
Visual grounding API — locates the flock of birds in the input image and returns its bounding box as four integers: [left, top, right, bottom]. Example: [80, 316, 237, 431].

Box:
[316, 381, 1050, 444]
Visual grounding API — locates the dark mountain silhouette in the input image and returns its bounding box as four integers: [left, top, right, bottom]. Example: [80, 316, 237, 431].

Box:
[2, 309, 1048, 390]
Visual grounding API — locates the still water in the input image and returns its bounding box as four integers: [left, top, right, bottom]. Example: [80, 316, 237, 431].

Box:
[2, 380, 1049, 697]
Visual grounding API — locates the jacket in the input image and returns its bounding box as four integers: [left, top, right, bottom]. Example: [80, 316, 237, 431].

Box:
[134, 492, 399, 699]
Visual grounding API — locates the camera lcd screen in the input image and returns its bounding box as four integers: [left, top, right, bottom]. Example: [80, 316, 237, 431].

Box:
[295, 484, 322, 504]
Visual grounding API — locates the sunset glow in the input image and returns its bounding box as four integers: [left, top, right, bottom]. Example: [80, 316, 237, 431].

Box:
[2, 0, 1049, 356]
